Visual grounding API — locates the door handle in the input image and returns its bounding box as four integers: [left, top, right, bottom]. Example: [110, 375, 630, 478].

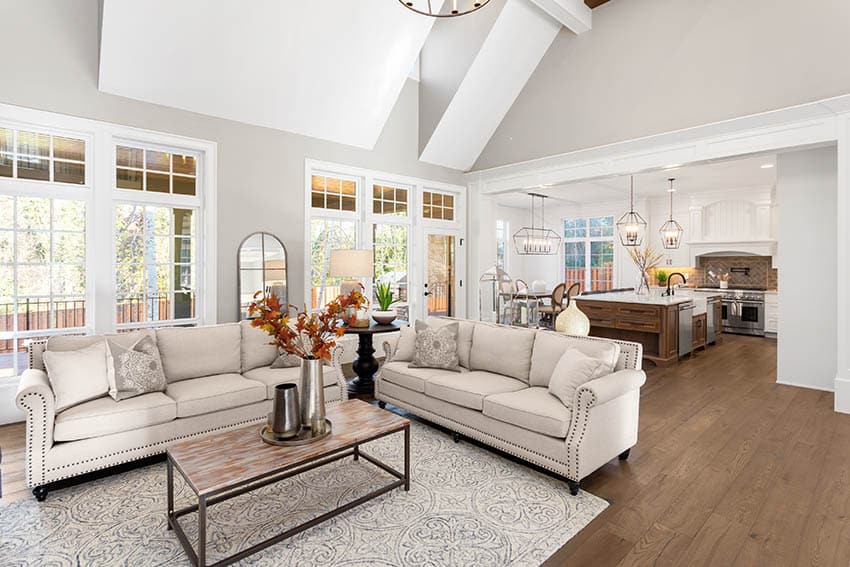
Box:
[423, 291, 431, 297]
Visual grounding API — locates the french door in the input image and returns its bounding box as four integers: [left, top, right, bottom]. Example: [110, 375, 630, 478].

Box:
[422, 231, 461, 319]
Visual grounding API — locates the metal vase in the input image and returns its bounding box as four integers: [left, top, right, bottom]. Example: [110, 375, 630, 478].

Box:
[300, 358, 327, 435]
[270, 383, 300, 439]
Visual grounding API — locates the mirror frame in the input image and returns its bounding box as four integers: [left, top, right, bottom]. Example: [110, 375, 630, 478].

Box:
[237, 232, 288, 319]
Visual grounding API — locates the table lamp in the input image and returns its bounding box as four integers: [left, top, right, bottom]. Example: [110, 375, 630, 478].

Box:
[329, 249, 373, 326]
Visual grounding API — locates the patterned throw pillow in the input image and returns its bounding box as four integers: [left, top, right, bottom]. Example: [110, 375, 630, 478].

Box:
[409, 320, 461, 372]
[106, 335, 167, 401]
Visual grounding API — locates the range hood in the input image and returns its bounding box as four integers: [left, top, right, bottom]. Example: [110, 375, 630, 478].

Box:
[687, 240, 777, 264]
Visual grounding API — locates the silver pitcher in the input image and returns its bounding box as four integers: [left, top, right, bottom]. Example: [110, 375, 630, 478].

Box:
[269, 383, 300, 439]
[300, 357, 326, 434]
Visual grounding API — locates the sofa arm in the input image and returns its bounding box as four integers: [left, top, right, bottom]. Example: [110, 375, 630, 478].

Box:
[15, 368, 55, 488]
[576, 369, 646, 407]
[329, 344, 348, 402]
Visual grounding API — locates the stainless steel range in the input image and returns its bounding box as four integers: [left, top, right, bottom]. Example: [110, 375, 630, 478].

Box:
[698, 287, 765, 336]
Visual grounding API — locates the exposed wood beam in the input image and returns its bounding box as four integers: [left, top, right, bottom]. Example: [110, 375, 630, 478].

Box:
[529, 0, 592, 34]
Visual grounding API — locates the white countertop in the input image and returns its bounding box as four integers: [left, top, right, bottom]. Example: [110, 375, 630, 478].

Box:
[577, 291, 694, 306]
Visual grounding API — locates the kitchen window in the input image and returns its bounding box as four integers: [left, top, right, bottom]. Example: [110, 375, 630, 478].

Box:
[564, 216, 615, 292]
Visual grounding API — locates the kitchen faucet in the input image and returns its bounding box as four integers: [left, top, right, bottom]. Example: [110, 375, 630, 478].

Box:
[664, 272, 687, 296]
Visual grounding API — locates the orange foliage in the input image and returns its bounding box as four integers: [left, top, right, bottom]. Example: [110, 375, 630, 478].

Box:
[248, 286, 368, 361]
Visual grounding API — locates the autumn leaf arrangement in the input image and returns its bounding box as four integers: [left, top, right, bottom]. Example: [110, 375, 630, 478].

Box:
[248, 286, 368, 361]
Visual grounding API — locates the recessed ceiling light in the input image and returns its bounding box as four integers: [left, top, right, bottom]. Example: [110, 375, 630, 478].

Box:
[760, 164, 774, 169]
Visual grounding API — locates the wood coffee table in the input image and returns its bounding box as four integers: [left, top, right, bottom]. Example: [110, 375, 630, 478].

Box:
[166, 399, 410, 566]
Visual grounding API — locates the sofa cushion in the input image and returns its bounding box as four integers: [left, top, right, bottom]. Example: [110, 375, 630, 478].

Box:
[240, 320, 278, 372]
[381, 361, 469, 394]
[424, 371, 527, 411]
[529, 331, 621, 387]
[157, 324, 242, 382]
[483, 387, 572, 438]
[165, 373, 265, 417]
[43, 340, 111, 412]
[391, 325, 417, 362]
[468, 324, 536, 382]
[54, 392, 177, 442]
[243, 365, 341, 399]
[45, 329, 154, 353]
[427, 317, 475, 368]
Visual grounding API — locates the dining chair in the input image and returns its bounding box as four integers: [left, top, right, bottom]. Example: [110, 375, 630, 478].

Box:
[538, 282, 566, 327]
[516, 279, 528, 292]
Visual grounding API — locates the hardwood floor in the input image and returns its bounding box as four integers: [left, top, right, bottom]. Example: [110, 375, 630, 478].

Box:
[2, 334, 849, 565]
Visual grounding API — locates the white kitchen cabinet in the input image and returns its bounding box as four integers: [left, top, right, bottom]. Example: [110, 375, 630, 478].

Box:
[765, 292, 778, 335]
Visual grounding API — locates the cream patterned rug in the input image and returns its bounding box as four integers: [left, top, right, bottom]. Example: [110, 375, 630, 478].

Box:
[0, 420, 607, 566]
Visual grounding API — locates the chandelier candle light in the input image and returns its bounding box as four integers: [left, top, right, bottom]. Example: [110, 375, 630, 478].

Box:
[659, 178, 684, 249]
[400, 0, 491, 17]
[616, 176, 647, 247]
[513, 193, 562, 256]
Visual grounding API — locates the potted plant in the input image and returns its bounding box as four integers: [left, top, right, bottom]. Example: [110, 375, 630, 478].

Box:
[373, 281, 400, 325]
[249, 287, 367, 434]
[655, 269, 669, 288]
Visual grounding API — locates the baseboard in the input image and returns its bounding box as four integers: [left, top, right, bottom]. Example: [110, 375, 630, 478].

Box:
[775, 379, 835, 393]
[835, 375, 850, 414]
[0, 379, 24, 425]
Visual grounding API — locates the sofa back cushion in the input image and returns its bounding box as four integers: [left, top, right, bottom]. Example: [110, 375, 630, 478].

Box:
[529, 331, 621, 388]
[46, 329, 154, 354]
[427, 316, 475, 368]
[156, 323, 241, 382]
[240, 320, 278, 372]
[469, 323, 535, 382]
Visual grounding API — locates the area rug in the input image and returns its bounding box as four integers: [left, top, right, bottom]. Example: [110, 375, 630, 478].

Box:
[0, 420, 607, 566]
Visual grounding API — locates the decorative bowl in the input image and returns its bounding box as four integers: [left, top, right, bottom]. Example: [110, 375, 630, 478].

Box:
[372, 309, 397, 325]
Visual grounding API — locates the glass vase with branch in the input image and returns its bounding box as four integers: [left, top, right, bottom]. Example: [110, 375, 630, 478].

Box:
[626, 245, 665, 296]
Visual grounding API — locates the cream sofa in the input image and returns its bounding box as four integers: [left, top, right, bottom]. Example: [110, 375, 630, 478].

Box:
[15, 321, 347, 501]
[375, 317, 645, 495]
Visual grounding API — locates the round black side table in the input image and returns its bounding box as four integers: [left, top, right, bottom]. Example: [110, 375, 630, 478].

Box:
[344, 320, 405, 396]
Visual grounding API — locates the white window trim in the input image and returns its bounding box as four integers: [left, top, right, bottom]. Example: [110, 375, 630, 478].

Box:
[562, 215, 616, 291]
[0, 102, 218, 341]
[304, 159, 466, 319]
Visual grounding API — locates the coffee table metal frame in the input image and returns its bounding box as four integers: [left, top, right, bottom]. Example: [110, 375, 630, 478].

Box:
[166, 424, 410, 567]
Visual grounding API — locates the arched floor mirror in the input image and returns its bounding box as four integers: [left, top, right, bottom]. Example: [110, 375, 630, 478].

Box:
[238, 232, 288, 319]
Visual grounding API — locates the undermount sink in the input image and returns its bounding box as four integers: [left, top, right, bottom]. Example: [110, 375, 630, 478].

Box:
[692, 297, 707, 316]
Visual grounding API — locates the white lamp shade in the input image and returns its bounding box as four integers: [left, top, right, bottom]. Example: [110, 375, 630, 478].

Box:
[329, 249, 373, 278]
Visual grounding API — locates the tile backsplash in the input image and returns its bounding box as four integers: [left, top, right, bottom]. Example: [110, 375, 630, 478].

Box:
[693, 255, 778, 289]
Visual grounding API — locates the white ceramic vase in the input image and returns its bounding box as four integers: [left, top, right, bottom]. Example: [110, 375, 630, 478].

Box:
[555, 301, 590, 336]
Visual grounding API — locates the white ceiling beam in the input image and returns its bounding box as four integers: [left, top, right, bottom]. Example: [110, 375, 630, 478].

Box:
[419, 0, 561, 171]
[528, 0, 592, 34]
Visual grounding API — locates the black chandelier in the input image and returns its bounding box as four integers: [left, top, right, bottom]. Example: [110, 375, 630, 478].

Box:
[659, 178, 684, 249]
[513, 193, 562, 256]
[616, 176, 647, 247]
[399, 0, 492, 17]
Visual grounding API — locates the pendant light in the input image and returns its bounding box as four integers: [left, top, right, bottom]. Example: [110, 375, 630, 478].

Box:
[659, 177, 684, 249]
[513, 193, 562, 255]
[399, 0, 491, 17]
[616, 176, 647, 247]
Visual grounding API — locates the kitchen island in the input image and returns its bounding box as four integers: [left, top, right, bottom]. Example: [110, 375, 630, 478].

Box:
[575, 291, 721, 367]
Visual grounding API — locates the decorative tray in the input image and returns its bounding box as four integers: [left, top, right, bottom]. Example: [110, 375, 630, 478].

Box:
[260, 419, 332, 446]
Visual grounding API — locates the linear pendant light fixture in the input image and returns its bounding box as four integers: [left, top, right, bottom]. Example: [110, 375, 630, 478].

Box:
[400, 0, 491, 17]
[513, 193, 562, 255]
[616, 176, 647, 247]
[659, 177, 684, 249]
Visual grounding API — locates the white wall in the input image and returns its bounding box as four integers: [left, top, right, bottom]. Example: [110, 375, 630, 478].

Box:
[0, 0, 466, 323]
[475, 0, 850, 169]
[776, 146, 837, 390]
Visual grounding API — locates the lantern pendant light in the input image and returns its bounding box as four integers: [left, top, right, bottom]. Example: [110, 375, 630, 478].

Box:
[659, 177, 684, 249]
[616, 176, 647, 247]
[513, 193, 562, 255]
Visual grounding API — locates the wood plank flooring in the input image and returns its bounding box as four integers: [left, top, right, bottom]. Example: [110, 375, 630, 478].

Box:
[2, 334, 849, 565]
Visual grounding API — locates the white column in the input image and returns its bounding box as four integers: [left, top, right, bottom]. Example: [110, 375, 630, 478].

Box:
[467, 178, 497, 321]
[835, 115, 850, 413]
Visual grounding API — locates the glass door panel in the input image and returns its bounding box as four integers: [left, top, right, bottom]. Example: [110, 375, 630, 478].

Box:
[425, 234, 456, 318]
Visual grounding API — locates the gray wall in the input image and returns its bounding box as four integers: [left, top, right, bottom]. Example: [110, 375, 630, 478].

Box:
[1, 0, 464, 323]
[474, 0, 850, 169]
[776, 146, 837, 390]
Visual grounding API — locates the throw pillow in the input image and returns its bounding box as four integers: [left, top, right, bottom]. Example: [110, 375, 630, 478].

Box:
[43, 340, 111, 412]
[271, 351, 302, 368]
[548, 347, 613, 406]
[409, 320, 461, 372]
[106, 335, 167, 401]
[391, 325, 416, 362]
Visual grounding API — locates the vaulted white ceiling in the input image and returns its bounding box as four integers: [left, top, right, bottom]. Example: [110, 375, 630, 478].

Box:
[99, 0, 440, 149]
